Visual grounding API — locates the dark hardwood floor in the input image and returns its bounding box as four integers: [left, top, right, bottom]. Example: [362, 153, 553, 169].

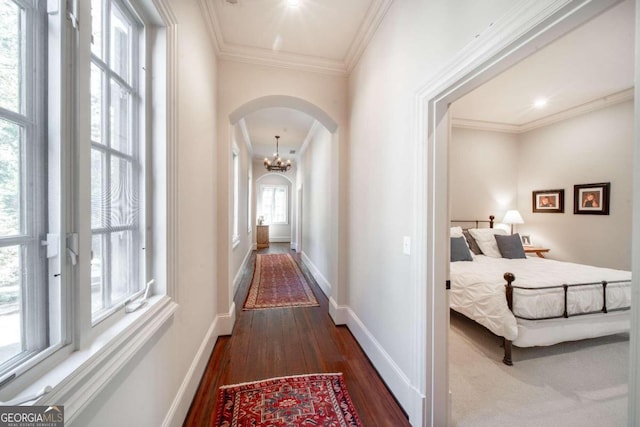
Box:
[183, 243, 410, 426]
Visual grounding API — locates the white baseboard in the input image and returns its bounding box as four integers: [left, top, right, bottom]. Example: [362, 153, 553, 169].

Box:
[215, 302, 236, 336]
[233, 248, 253, 296]
[161, 317, 218, 427]
[300, 252, 331, 298]
[329, 297, 348, 325]
[290, 242, 298, 251]
[345, 308, 425, 426]
[269, 236, 291, 243]
[252, 243, 257, 250]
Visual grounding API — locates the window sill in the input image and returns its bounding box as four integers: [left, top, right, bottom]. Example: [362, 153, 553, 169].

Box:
[13, 295, 177, 424]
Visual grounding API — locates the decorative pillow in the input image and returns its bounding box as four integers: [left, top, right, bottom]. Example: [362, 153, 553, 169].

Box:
[451, 236, 473, 262]
[450, 226, 464, 238]
[495, 233, 527, 259]
[463, 230, 482, 255]
[468, 228, 507, 258]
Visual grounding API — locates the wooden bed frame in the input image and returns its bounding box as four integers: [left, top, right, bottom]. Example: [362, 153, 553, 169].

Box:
[451, 216, 631, 365]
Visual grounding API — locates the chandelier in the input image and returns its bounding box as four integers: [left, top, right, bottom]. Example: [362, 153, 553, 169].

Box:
[263, 135, 292, 172]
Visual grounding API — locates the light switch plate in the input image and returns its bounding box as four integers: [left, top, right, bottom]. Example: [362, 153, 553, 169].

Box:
[403, 236, 411, 255]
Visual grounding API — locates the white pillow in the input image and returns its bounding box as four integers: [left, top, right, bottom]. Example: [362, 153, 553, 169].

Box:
[450, 226, 464, 238]
[468, 228, 507, 258]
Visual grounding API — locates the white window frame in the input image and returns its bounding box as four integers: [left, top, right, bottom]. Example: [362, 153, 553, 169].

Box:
[89, 0, 145, 324]
[0, 1, 177, 420]
[247, 171, 252, 234]
[232, 143, 239, 248]
[260, 184, 289, 225]
[0, 0, 62, 383]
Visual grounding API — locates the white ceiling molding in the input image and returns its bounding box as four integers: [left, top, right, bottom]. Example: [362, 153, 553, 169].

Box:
[197, 0, 223, 53]
[344, 0, 394, 73]
[217, 44, 347, 75]
[450, 118, 521, 134]
[452, 87, 635, 134]
[198, 0, 393, 75]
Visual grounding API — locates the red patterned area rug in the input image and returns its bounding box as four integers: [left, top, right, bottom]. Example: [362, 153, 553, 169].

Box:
[212, 373, 363, 427]
[243, 253, 319, 310]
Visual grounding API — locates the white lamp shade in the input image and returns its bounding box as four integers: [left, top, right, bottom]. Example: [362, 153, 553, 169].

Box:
[502, 210, 524, 225]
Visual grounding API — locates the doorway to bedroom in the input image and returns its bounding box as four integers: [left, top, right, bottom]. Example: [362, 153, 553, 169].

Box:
[447, 1, 635, 424]
[416, 0, 639, 424]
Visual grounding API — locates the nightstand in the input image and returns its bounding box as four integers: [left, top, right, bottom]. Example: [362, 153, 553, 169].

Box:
[523, 246, 550, 258]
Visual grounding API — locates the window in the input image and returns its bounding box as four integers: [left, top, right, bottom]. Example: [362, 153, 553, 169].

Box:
[260, 185, 288, 224]
[232, 146, 239, 246]
[90, 0, 144, 321]
[0, 0, 165, 400]
[247, 172, 252, 233]
[0, 0, 61, 380]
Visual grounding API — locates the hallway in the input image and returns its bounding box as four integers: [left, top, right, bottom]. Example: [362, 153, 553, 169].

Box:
[184, 243, 410, 426]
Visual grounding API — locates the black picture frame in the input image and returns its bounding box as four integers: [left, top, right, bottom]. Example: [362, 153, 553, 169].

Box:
[574, 182, 610, 215]
[532, 189, 564, 213]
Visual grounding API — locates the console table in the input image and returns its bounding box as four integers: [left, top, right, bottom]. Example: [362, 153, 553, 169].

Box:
[257, 225, 269, 249]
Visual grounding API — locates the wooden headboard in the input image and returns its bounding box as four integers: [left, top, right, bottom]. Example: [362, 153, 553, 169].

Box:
[450, 215, 495, 229]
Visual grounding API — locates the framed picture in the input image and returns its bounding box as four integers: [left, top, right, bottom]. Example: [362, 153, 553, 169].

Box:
[532, 189, 564, 213]
[521, 234, 531, 246]
[574, 182, 610, 215]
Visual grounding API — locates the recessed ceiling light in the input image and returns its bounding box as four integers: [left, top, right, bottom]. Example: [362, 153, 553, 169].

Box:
[287, 0, 300, 7]
[533, 98, 548, 109]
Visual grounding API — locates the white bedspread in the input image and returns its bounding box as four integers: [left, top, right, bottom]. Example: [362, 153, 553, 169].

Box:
[449, 255, 631, 341]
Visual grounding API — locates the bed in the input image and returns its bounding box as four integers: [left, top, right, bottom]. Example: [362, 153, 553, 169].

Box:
[449, 216, 632, 365]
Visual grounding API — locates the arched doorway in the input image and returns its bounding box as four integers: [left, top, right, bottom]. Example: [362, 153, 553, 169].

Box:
[221, 95, 347, 328]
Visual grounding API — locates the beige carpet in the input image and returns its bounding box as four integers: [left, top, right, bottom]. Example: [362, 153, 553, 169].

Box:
[449, 310, 629, 426]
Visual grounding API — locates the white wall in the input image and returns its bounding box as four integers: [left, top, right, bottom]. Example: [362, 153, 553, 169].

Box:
[449, 101, 634, 270]
[517, 101, 634, 269]
[71, 0, 221, 425]
[348, 0, 513, 421]
[450, 128, 519, 221]
[297, 125, 334, 296]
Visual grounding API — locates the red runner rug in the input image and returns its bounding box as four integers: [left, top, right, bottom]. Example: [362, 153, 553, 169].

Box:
[243, 253, 319, 310]
[212, 373, 363, 427]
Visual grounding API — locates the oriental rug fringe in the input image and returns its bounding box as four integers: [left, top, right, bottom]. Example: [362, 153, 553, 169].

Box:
[212, 373, 364, 427]
[243, 253, 319, 310]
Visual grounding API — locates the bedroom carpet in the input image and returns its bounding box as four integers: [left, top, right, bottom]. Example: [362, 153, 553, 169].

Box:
[450, 310, 629, 426]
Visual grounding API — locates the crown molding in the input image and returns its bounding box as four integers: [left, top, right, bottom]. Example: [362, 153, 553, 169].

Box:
[450, 118, 521, 133]
[198, 0, 393, 76]
[452, 88, 635, 134]
[344, 0, 394, 73]
[218, 45, 347, 75]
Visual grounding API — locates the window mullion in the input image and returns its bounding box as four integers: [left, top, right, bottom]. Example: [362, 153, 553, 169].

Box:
[23, 0, 47, 355]
[74, 0, 96, 347]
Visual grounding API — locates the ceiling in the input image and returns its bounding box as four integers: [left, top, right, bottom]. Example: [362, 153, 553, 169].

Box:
[451, 0, 635, 132]
[242, 108, 315, 160]
[200, 0, 393, 74]
[218, 0, 634, 162]
[200, 0, 389, 161]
